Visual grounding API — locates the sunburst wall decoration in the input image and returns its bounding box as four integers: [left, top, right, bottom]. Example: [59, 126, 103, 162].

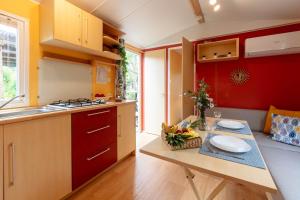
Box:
[230, 68, 250, 85]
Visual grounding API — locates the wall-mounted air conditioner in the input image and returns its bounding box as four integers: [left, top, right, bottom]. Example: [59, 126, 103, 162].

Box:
[245, 30, 300, 58]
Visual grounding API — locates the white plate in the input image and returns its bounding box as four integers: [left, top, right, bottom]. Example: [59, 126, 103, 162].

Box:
[217, 120, 245, 129]
[209, 135, 252, 153]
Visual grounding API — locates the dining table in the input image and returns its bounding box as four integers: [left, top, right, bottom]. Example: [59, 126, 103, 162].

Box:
[139, 116, 277, 200]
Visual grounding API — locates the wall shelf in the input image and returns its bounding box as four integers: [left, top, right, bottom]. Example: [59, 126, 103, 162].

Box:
[103, 22, 125, 39]
[42, 51, 121, 65]
[197, 38, 239, 63]
[42, 51, 92, 65]
[101, 21, 124, 60]
[101, 51, 121, 60]
[103, 35, 120, 46]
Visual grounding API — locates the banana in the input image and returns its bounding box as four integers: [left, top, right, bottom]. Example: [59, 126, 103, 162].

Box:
[162, 123, 199, 139]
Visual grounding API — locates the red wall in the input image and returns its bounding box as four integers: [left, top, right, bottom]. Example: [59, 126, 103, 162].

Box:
[195, 23, 300, 111]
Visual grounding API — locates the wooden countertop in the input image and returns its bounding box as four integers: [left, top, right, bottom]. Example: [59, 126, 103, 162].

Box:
[0, 100, 136, 125]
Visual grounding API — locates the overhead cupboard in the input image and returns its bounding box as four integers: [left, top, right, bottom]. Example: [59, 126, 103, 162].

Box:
[40, 0, 121, 60]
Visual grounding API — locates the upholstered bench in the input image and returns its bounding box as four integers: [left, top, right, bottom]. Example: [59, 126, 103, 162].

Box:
[207, 107, 300, 200]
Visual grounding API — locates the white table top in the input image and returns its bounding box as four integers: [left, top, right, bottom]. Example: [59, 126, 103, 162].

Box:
[140, 116, 277, 192]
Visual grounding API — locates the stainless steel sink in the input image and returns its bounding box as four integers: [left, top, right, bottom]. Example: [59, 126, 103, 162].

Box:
[0, 106, 64, 119]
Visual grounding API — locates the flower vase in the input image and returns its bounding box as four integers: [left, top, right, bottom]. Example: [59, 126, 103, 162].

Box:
[198, 109, 207, 131]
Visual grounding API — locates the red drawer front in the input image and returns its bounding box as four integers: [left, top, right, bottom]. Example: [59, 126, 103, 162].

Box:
[72, 142, 117, 190]
[72, 107, 116, 131]
[72, 119, 117, 155]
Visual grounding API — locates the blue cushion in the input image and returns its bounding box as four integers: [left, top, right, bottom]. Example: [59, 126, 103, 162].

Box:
[271, 114, 300, 147]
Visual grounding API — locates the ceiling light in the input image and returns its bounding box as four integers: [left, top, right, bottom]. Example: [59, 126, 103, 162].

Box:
[214, 4, 220, 12]
[209, 0, 217, 6]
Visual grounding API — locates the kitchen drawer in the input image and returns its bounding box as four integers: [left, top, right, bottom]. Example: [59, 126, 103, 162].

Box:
[72, 119, 117, 155]
[72, 107, 117, 131]
[72, 142, 117, 190]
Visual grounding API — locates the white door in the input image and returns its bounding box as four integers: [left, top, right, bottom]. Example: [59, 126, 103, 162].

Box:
[144, 49, 166, 135]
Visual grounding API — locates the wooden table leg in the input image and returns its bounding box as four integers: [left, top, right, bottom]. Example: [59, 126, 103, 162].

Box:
[265, 192, 273, 200]
[205, 179, 226, 200]
[183, 167, 228, 200]
[184, 167, 202, 200]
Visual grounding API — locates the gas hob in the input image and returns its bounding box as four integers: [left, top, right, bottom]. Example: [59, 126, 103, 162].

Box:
[48, 98, 106, 109]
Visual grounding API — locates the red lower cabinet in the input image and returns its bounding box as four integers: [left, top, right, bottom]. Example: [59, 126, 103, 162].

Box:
[72, 107, 117, 190]
[72, 143, 117, 189]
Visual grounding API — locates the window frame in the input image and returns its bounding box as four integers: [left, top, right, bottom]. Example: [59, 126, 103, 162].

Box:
[0, 10, 29, 108]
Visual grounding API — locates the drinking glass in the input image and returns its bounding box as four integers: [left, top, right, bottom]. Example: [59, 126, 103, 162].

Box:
[213, 111, 222, 119]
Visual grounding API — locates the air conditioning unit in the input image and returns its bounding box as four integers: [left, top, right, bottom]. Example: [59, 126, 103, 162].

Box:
[245, 30, 300, 58]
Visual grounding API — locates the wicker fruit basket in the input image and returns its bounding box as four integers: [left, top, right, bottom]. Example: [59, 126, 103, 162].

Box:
[161, 123, 202, 151]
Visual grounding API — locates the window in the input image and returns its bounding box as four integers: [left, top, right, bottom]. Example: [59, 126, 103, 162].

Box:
[0, 12, 29, 108]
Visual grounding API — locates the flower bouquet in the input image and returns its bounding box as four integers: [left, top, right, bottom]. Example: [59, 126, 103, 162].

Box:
[185, 79, 214, 130]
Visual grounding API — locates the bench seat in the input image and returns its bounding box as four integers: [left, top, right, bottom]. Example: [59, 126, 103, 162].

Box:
[254, 132, 300, 200]
[208, 107, 300, 200]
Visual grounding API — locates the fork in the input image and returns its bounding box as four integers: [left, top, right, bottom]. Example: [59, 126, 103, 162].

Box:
[207, 145, 245, 160]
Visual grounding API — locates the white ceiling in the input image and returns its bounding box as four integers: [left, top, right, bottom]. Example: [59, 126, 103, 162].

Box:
[50, 0, 300, 48]
[151, 19, 300, 48]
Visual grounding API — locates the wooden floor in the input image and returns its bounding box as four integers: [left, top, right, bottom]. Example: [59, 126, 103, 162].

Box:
[68, 133, 267, 200]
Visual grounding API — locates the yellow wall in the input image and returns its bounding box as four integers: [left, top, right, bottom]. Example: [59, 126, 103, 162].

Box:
[0, 0, 115, 106]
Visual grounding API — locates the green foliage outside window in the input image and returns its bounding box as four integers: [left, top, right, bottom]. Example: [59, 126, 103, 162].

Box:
[2, 66, 16, 98]
[125, 51, 139, 100]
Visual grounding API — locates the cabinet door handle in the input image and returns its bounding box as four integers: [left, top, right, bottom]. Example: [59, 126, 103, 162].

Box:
[86, 17, 88, 44]
[117, 114, 122, 137]
[86, 125, 110, 134]
[87, 110, 110, 117]
[9, 143, 15, 186]
[78, 13, 82, 44]
[86, 148, 110, 161]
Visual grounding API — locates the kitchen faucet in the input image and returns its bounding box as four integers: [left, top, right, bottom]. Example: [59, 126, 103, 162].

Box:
[0, 94, 25, 109]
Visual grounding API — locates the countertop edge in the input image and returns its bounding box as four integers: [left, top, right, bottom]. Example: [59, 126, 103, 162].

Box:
[0, 101, 136, 125]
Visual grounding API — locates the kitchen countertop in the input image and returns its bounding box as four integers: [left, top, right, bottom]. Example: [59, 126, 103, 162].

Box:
[0, 100, 136, 125]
